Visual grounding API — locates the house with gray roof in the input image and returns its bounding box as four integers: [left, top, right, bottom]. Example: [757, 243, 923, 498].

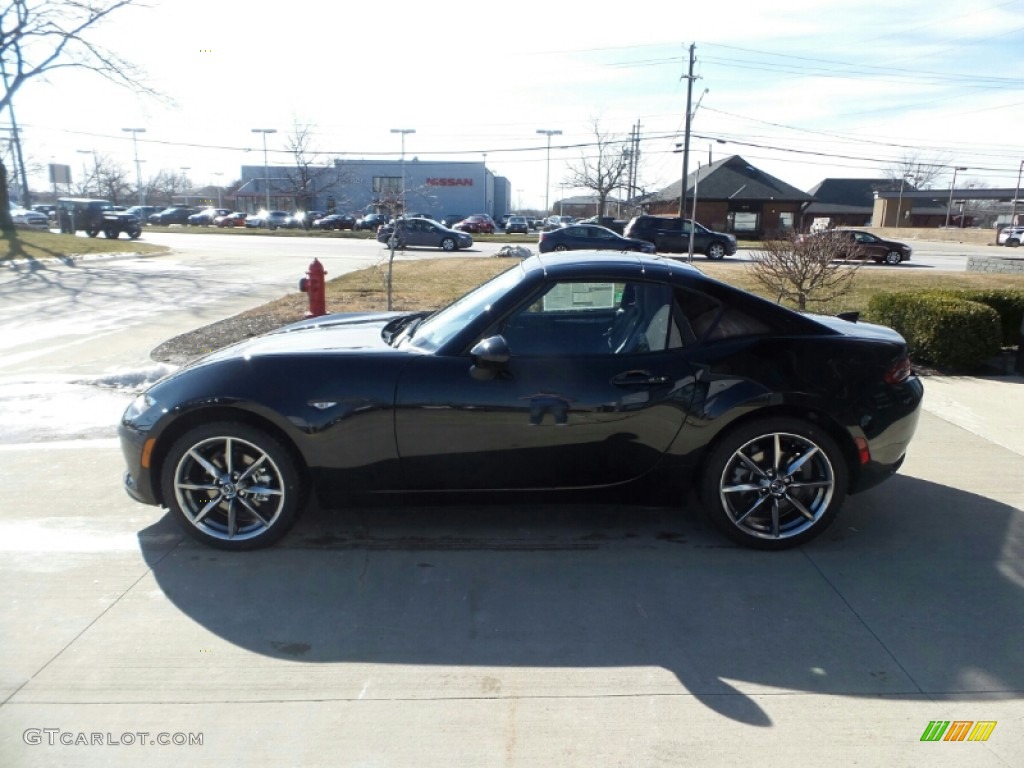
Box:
[645, 155, 814, 237]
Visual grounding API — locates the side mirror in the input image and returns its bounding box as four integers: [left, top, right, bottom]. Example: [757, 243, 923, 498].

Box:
[469, 335, 510, 381]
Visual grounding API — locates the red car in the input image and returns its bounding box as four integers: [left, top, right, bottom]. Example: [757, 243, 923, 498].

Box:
[215, 211, 248, 228]
[453, 214, 495, 234]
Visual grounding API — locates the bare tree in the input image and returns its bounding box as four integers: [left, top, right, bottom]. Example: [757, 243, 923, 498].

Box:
[282, 121, 333, 216]
[145, 169, 191, 206]
[883, 152, 950, 191]
[0, 0, 153, 229]
[748, 230, 863, 311]
[563, 120, 631, 218]
[89, 154, 133, 203]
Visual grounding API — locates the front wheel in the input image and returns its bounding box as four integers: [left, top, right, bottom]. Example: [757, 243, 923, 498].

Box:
[884, 250, 903, 265]
[706, 242, 726, 260]
[160, 421, 306, 550]
[700, 417, 848, 550]
[440, 237, 457, 251]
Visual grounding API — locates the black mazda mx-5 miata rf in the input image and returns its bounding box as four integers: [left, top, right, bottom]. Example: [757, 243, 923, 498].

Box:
[120, 252, 923, 551]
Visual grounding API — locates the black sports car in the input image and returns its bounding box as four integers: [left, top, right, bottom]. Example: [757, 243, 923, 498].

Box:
[538, 224, 655, 254]
[119, 253, 923, 551]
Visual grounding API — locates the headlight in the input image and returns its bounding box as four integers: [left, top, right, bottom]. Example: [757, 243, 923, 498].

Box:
[122, 393, 158, 424]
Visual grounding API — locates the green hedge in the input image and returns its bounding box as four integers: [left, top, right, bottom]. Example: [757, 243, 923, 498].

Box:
[944, 289, 1024, 345]
[866, 291, 1003, 371]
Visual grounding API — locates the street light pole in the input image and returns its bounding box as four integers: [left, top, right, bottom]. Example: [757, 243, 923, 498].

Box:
[251, 129, 276, 211]
[944, 166, 967, 229]
[536, 128, 562, 215]
[212, 172, 224, 208]
[76, 149, 97, 194]
[1011, 160, 1023, 227]
[895, 175, 912, 228]
[390, 128, 415, 214]
[121, 127, 146, 205]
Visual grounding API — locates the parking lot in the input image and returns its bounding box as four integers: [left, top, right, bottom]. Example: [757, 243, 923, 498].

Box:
[0, 235, 1022, 766]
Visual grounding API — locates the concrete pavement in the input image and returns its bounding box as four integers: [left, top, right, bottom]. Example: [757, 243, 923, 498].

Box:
[0, 371, 1021, 767]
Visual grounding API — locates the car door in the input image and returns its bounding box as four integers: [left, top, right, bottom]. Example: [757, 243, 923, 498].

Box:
[394, 278, 699, 490]
[851, 231, 885, 259]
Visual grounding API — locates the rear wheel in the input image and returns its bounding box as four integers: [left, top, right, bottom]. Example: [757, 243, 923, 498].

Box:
[160, 421, 306, 550]
[1008, 238, 1020, 248]
[700, 417, 848, 550]
[86, 227, 100, 238]
[553, 244, 568, 252]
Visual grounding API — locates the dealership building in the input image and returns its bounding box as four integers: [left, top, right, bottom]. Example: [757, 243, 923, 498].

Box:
[235, 159, 512, 220]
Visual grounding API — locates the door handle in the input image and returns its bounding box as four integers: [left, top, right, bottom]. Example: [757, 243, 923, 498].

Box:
[611, 370, 671, 387]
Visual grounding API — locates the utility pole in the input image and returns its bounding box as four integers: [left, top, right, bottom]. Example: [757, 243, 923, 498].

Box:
[0, 58, 30, 205]
[678, 43, 697, 219]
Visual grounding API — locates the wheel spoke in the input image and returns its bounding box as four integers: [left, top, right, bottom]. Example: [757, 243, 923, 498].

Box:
[237, 495, 271, 527]
[188, 448, 221, 479]
[773, 434, 782, 473]
[771, 498, 781, 538]
[788, 480, 832, 490]
[226, 499, 237, 538]
[245, 484, 283, 497]
[178, 482, 220, 492]
[734, 492, 770, 525]
[224, 438, 234, 476]
[736, 450, 767, 478]
[784, 446, 819, 477]
[192, 496, 221, 524]
[722, 481, 767, 494]
[786, 493, 816, 522]
[237, 455, 268, 482]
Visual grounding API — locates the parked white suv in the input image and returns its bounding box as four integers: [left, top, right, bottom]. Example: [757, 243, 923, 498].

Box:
[997, 226, 1023, 247]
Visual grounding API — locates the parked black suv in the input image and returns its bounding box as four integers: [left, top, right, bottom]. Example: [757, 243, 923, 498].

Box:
[623, 215, 737, 259]
[56, 198, 142, 239]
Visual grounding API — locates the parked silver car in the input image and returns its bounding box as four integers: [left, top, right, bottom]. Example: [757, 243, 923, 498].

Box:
[376, 217, 473, 251]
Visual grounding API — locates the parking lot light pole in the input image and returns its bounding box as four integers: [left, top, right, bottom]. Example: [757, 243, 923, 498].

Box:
[251, 129, 276, 212]
[537, 129, 561, 215]
[390, 129, 415, 214]
[944, 166, 967, 229]
[121, 128, 146, 205]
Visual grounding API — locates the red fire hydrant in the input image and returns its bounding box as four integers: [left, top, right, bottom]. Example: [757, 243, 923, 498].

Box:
[299, 258, 327, 317]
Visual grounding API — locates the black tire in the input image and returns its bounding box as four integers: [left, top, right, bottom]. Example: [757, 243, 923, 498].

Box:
[700, 417, 848, 550]
[160, 421, 306, 551]
[440, 237, 457, 251]
[128, 227, 141, 240]
[1008, 238, 1020, 248]
[553, 244, 569, 252]
[884, 250, 902, 265]
[706, 242, 726, 260]
[86, 228, 100, 238]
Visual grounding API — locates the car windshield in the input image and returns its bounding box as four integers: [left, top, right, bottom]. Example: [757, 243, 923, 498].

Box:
[406, 265, 523, 353]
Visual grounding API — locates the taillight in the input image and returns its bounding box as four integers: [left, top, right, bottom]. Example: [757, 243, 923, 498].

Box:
[884, 355, 912, 384]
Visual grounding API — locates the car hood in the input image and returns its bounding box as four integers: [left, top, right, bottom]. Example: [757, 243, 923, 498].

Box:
[200, 312, 410, 364]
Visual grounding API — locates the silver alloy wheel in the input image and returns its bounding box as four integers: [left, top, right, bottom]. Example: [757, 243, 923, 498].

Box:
[718, 431, 835, 541]
[707, 242, 725, 259]
[172, 434, 287, 542]
[884, 250, 902, 265]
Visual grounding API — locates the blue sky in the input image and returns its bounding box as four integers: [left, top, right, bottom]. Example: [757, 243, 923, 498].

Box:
[6, 0, 1023, 208]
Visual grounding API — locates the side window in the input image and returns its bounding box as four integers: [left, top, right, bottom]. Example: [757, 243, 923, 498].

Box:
[676, 287, 769, 342]
[500, 281, 683, 357]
